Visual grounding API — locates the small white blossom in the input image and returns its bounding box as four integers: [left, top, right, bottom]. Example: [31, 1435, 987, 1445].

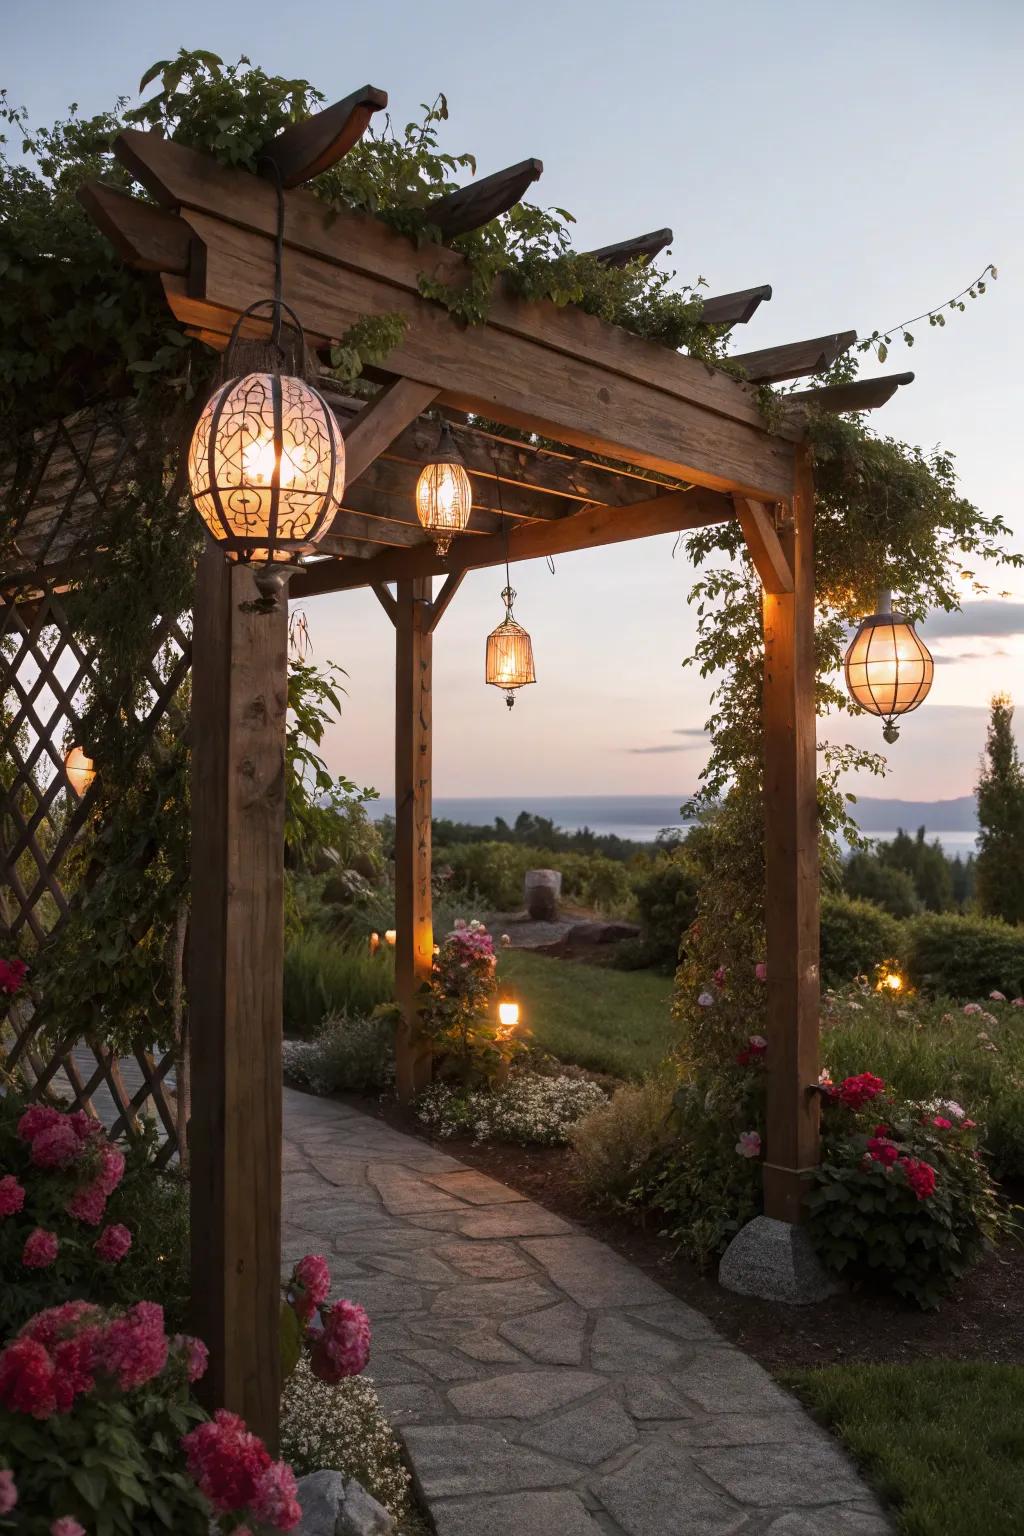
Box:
[281, 1355, 411, 1516]
[416, 1073, 607, 1146]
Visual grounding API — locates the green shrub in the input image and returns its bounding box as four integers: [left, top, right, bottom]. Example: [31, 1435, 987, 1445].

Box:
[820, 893, 903, 986]
[437, 842, 634, 916]
[570, 1075, 676, 1203]
[283, 1012, 395, 1095]
[629, 851, 700, 970]
[904, 912, 1024, 999]
[843, 853, 921, 918]
[283, 932, 394, 1038]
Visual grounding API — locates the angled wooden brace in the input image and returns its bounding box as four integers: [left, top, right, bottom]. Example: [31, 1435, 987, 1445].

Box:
[342, 379, 441, 487]
[734, 497, 794, 594]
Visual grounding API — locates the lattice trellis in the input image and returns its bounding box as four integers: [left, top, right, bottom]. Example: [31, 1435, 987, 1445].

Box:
[1, 406, 191, 1164]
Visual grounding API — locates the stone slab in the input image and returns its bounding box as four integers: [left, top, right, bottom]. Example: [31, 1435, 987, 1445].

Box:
[448, 1369, 605, 1420]
[670, 1347, 796, 1415]
[519, 1235, 669, 1307]
[590, 1313, 691, 1373]
[426, 1170, 527, 1205]
[498, 1301, 588, 1365]
[451, 1206, 572, 1240]
[695, 1440, 869, 1506]
[374, 1382, 446, 1425]
[435, 1241, 536, 1280]
[432, 1278, 557, 1318]
[401, 1424, 575, 1497]
[593, 1443, 747, 1536]
[430, 1491, 601, 1536]
[520, 1394, 638, 1465]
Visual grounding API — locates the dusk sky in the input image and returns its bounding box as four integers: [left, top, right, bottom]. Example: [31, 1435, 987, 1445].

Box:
[7, 0, 1023, 805]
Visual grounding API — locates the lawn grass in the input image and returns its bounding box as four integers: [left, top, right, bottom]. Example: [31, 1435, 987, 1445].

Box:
[499, 947, 675, 1078]
[786, 1361, 1024, 1536]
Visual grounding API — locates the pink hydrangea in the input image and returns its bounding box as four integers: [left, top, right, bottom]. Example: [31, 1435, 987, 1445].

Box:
[290, 1253, 330, 1321]
[989, 991, 1006, 1002]
[51, 1520, 86, 1536]
[252, 1461, 302, 1530]
[172, 1333, 210, 1383]
[16, 1105, 63, 1143]
[94, 1223, 132, 1263]
[0, 1336, 60, 1418]
[96, 1141, 125, 1196]
[65, 1181, 107, 1227]
[310, 1298, 371, 1384]
[22, 1228, 59, 1269]
[735, 1130, 762, 1159]
[0, 1469, 16, 1514]
[182, 1408, 273, 1514]
[963, 1002, 983, 1016]
[100, 1302, 168, 1390]
[0, 1174, 26, 1217]
[30, 1119, 86, 1172]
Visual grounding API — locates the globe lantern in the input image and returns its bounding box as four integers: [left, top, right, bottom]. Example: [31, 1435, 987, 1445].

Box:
[65, 745, 96, 798]
[844, 592, 934, 743]
[486, 587, 536, 709]
[415, 422, 472, 556]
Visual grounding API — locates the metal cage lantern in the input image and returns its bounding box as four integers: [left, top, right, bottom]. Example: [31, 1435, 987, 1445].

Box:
[485, 586, 536, 709]
[415, 422, 472, 556]
[844, 591, 934, 743]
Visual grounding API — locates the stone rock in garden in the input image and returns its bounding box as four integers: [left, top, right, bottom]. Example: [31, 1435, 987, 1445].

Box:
[338, 1478, 397, 1535]
[718, 1216, 843, 1305]
[524, 868, 562, 921]
[565, 920, 641, 948]
[295, 1470, 346, 1536]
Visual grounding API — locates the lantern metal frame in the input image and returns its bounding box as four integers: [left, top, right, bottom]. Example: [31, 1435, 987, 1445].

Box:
[484, 452, 537, 708]
[843, 590, 934, 743]
[415, 420, 473, 557]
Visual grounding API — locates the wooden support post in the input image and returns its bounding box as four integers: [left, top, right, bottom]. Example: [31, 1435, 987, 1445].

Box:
[393, 577, 434, 1103]
[189, 546, 288, 1446]
[761, 446, 820, 1223]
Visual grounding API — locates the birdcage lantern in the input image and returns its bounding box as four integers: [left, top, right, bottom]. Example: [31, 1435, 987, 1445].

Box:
[844, 591, 934, 743]
[415, 421, 472, 556]
[486, 587, 536, 709]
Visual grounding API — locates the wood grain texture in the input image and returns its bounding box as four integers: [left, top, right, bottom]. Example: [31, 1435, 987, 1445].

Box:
[734, 497, 794, 595]
[393, 578, 434, 1104]
[586, 228, 674, 267]
[342, 379, 441, 486]
[426, 159, 543, 238]
[731, 331, 857, 384]
[699, 284, 773, 327]
[788, 372, 914, 412]
[76, 182, 192, 274]
[189, 548, 287, 1444]
[258, 86, 388, 187]
[761, 447, 821, 1222]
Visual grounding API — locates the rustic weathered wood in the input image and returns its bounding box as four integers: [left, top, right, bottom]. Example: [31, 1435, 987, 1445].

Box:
[393, 578, 434, 1104]
[427, 570, 465, 631]
[734, 497, 794, 595]
[342, 379, 441, 486]
[371, 582, 397, 625]
[426, 159, 543, 238]
[699, 284, 773, 327]
[586, 228, 673, 267]
[189, 547, 287, 1446]
[76, 183, 193, 274]
[293, 486, 733, 598]
[731, 331, 857, 384]
[789, 372, 915, 412]
[258, 86, 388, 187]
[761, 446, 820, 1222]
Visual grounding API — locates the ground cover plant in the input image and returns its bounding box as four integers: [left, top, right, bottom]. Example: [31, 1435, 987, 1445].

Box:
[787, 1361, 1024, 1536]
[283, 933, 395, 1040]
[414, 1072, 607, 1145]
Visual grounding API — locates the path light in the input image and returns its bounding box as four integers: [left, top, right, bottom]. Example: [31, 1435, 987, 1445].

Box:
[64, 745, 95, 798]
[384, 929, 397, 948]
[415, 422, 472, 556]
[878, 968, 905, 994]
[497, 997, 520, 1031]
[844, 592, 933, 743]
[486, 587, 536, 709]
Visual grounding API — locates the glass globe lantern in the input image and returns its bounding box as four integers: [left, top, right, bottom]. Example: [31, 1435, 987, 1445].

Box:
[844, 591, 934, 743]
[485, 587, 536, 709]
[65, 745, 96, 798]
[187, 300, 345, 599]
[415, 422, 472, 556]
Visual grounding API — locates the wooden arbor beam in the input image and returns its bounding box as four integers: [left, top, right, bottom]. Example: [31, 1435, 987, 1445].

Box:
[731, 331, 857, 384]
[699, 285, 773, 327]
[761, 446, 820, 1222]
[393, 579, 434, 1102]
[789, 372, 915, 412]
[189, 547, 288, 1446]
[587, 228, 674, 267]
[426, 159, 544, 238]
[258, 86, 388, 186]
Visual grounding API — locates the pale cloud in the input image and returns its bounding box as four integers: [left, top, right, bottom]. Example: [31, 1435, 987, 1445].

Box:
[925, 601, 1024, 638]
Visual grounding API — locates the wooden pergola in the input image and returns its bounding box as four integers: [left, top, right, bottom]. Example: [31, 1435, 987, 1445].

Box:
[7, 83, 916, 1441]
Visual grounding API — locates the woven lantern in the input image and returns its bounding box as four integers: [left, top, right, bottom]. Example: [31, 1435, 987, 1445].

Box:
[65, 745, 96, 798]
[415, 422, 472, 556]
[486, 586, 536, 709]
[844, 592, 934, 742]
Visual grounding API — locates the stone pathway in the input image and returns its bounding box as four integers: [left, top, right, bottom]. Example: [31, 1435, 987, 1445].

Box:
[283, 1088, 892, 1536]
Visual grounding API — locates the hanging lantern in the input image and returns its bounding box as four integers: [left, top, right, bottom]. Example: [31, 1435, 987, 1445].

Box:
[415, 422, 472, 556]
[844, 591, 934, 743]
[65, 746, 96, 798]
[486, 586, 536, 709]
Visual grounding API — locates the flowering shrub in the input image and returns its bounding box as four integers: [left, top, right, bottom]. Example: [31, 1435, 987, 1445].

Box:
[282, 1012, 394, 1096]
[415, 1070, 607, 1145]
[280, 1355, 412, 1517]
[808, 1078, 1004, 1309]
[417, 920, 525, 1085]
[280, 1251, 371, 1391]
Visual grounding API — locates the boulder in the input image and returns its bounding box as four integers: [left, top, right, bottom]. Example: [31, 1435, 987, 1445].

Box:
[295, 1473, 396, 1536]
[524, 868, 562, 921]
[338, 1479, 396, 1535]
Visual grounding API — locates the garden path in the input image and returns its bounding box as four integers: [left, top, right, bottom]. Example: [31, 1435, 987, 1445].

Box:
[283, 1087, 891, 1536]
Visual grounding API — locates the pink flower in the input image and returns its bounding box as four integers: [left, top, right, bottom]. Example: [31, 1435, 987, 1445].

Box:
[310, 1298, 371, 1384]
[868, 1136, 899, 1168]
[962, 1118, 977, 1130]
[290, 1253, 331, 1321]
[16, 1105, 62, 1143]
[931, 1116, 953, 1131]
[95, 1223, 132, 1263]
[51, 1520, 86, 1536]
[963, 1003, 983, 1016]
[100, 1302, 168, 1390]
[989, 991, 1006, 1002]
[22, 1228, 59, 1268]
[836, 1073, 885, 1110]
[182, 1408, 273, 1514]
[748, 1035, 767, 1054]
[252, 1461, 302, 1530]
[22, 1301, 103, 1352]
[96, 1141, 126, 1196]
[0, 1337, 59, 1418]
[735, 1130, 762, 1159]
[713, 966, 726, 986]
[0, 1174, 26, 1217]
[173, 1333, 209, 1382]
[68, 1110, 101, 1143]
[29, 1119, 85, 1171]
[899, 1156, 937, 1201]
[1012, 998, 1024, 1008]
[65, 1181, 107, 1226]
[0, 1469, 17, 1514]
[0, 956, 27, 995]
[755, 962, 767, 983]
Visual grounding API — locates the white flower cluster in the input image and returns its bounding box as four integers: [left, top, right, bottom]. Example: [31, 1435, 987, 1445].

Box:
[416, 1072, 608, 1146]
[282, 1039, 327, 1092]
[280, 1355, 411, 1516]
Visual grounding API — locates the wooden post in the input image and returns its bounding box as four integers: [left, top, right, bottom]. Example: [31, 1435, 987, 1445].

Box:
[189, 546, 287, 1446]
[393, 576, 434, 1103]
[761, 446, 821, 1222]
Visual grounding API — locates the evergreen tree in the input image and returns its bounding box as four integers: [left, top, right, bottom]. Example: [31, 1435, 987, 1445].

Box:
[975, 694, 1024, 925]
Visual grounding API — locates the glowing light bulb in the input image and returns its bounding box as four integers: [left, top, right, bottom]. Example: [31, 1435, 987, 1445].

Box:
[497, 1000, 520, 1029]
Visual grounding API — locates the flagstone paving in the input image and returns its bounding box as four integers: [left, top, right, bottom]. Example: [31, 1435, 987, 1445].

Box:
[283, 1087, 892, 1536]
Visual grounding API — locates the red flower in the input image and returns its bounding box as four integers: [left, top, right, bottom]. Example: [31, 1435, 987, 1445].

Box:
[100, 1302, 168, 1390]
[310, 1298, 371, 1384]
[94, 1223, 132, 1263]
[867, 1136, 899, 1168]
[182, 1408, 272, 1514]
[931, 1115, 953, 1130]
[0, 1337, 60, 1418]
[290, 1253, 330, 1321]
[898, 1156, 937, 1201]
[0, 956, 27, 995]
[22, 1228, 59, 1268]
[0, 1174, 26, 1217]
[837, 1073, 885, 1110]
[251, 1461, 302, 1530]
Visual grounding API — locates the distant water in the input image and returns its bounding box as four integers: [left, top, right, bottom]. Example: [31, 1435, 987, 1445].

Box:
[367, 794, 980, 855]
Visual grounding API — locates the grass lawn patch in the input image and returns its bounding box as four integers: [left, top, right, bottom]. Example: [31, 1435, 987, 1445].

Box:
[499, 947, 674, 1078]
[786, 1361, 1024, 1536]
